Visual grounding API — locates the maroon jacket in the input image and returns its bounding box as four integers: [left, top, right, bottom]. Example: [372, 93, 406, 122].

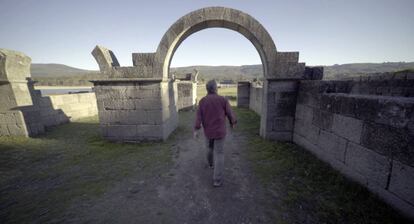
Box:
[194, 93, 237, 139]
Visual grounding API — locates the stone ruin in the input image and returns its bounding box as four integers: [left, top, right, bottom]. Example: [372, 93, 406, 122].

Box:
[91, 7, 306, 142]
[89, 6, 414, 217]
[0, 49, 98, 137]
[0, 6, 413, 219]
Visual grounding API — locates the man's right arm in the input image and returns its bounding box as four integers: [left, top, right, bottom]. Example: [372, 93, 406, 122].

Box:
[224, 99, 237, 128]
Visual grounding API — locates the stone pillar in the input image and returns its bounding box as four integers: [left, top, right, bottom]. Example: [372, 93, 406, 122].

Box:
[91, 79, 178, 142]
[237, 81, 250, 108]
[260, 52, 306, 141]
[0, 49, 33, 109]
[260, 80, 298, 141]
[0, 49, 32, 136]
[91, 46, 178, 142]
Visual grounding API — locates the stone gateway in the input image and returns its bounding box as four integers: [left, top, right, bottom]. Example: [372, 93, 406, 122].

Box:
[91, 6, 306, 142]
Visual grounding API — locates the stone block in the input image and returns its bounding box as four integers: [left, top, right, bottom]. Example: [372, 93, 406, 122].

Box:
[312, 109, 333, 130]
[332, 114, 363, 143]
[0, 124, 9, 135]
[320, 94, 341, 114]
[389, 161, 414, 205]
[134, 99, 162, 110]
[317, 130, 347, 162]
[361, 121, 413, 166]
[353, 96, 380, 121]
[268, 80, 297, 92]
[0, 48, 31, 82]
[297, 91, 321, 108]
[132, 53, 155, 67]
[304, 66, 324, 80]
[272, 117, 294, 132]
[7, 123, 28, 136]
[345, 142, 391, 188]
[271, 99, 297, 117]
[376, 97, 414, 129]
[294, 119, 320, 143]
[91, 45, 120, 71]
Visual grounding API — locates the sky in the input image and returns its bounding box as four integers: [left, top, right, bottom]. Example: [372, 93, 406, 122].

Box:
[0, 0, 413, 70]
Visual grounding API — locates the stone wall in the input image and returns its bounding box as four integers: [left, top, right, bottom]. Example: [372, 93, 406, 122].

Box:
[0, 49, 98, 137]
[176, 81, 197, 111]
[92, 80, 178, 142]
[237, 81, 250, 108]
[249, 82, 263, 115]
[47, 93, 98, 121]
[293, 80, 414, 218]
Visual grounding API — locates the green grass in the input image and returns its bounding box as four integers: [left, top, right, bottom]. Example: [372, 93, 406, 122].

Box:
[234, 107, 410, 223]
[0, 116, 179, 223]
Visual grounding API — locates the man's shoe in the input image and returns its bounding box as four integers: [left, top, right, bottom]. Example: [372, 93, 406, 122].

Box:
[213, 180, 222, 187]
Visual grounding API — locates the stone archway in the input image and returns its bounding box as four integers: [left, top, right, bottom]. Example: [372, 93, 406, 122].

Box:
[153, 7, 277, 80]
[91, 6, 306, 142]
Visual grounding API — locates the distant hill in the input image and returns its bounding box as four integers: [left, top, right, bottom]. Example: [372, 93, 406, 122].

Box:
[30, 62, 414, 83]
[172, 62, 414, 80]
[31, 64, 97, 77]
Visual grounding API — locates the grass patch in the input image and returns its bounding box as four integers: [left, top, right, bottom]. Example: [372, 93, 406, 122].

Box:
[234, 107, 410, 223]
[0, 115, 178, 223]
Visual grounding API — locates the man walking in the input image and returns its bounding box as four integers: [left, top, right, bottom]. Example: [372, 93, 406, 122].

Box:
[194, 80, 237, 187]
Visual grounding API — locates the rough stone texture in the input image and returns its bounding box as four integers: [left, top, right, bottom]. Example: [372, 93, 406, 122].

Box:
[154, 7, 279, 80]
[175, 71, 197, 111]
[0, 49, 33, 109]
[318, 130, 347, 163]
[345, 142, 391, 188]
[92, 45, 120, 71]
[294, 78, 414, 218]
[92, 80, 177, 142]
[261, 80, 298, 141]
[304, 66, 324, 80]
[389, 161, 414, 206]
[331, 114, 363, 143]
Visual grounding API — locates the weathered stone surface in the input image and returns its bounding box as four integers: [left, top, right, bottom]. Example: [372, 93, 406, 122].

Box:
[345, 142, 391, 188]
[0, 48, 31, 82]
[312, 109, 333, 131]
[154, 7, 278, 80]
[91, 45, 120, 71]
[332, 114, 363, 143]
[318, 130, 347, 162]
[361, 121, 413, 166]
[389, 161, 414, 205]
[272, 117, 294, 132]
[294, 104, 313, 124]
[304, 66, 324, 80]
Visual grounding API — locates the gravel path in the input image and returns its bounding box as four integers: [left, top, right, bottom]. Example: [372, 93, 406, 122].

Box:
[68, 128, 275, 223]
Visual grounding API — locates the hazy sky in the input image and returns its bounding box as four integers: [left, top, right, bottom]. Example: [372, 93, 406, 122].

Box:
[0, 0, 413, 70]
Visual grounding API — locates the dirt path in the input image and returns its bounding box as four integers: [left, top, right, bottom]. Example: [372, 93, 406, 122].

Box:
[68, 127, 274, 223]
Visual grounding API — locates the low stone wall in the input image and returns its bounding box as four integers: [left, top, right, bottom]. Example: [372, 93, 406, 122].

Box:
[249, 83, 263, 115]
[237, 81, 250, 108]
[176, 81, 197, 110]
[48, 93, 98, 121]
[293, 80, 414, 218]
